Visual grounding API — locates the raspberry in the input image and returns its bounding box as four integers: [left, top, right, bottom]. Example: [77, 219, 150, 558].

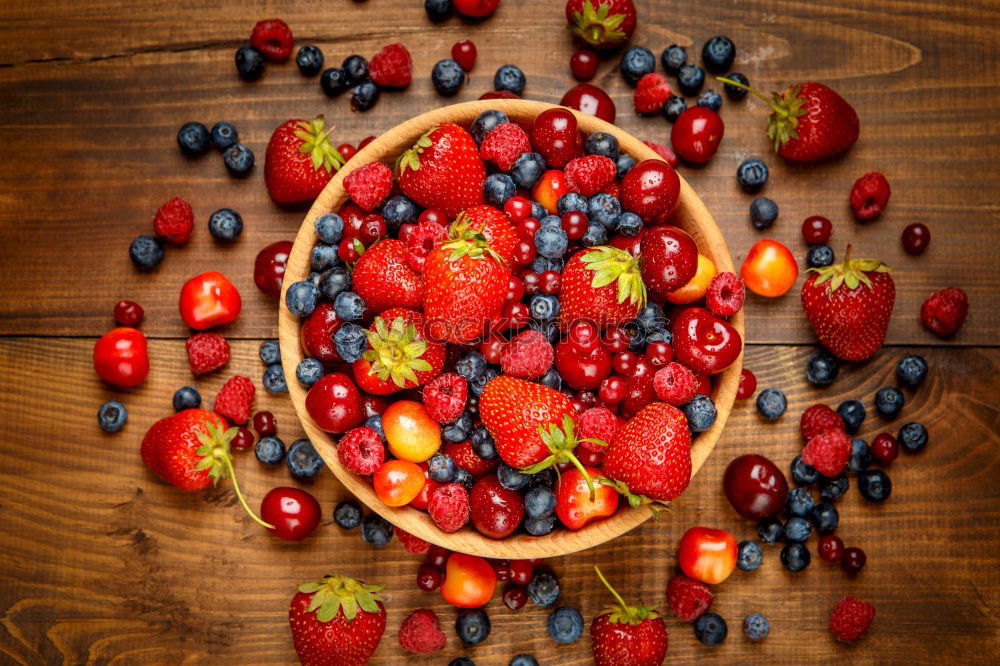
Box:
[499, 329, 554, 379]
[394, 526, 430, 554]
[829, 595, 875, 642]
[427, 483, 470, 533]
[443, 440, 498, 477]
[653, 362, 699, 406]
[802, 429, 852, 477]
[705, 272, 745, 317]
[422, 373, 468, 424]
[369, 43, 413, 88]
[800, 404, 844, 441]
[398, 609, 447, 654]
[213, 376, 254, 425]
[634, 72, 672, 113]
[185, 333, 230, 375]
[920, 287, 968, 337]
[152, 197, 194, 244]
[479, 122, 531, 172]
[666, 574, 713, 623]
[250, 19, 294, 63]
[563, 155, 617, 197]
[850, 172, 891, 221]
[577, 407, 617, 452]
[343, 161, 393, 212]
[641, 140, 679, 167]
[405, 220, 447, 272]
[336, 427, 385, 475]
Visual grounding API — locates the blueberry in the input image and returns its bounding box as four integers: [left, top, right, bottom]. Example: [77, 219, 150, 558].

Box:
[529, 319, 560, 345]
[529, 294, 560, 322]
[848, 438, 872, 473]
[530, 200, 547, 220]
[646, 328, 672, 345]
[315, 214, 344, 244]
[310, 243, 339, 271]
[547, 606, 584, 644]
[896, 355, 927, 388]
[807, 350, 840, 385]
[784, 516, 812, 543]
[497, 462, 531, 491]
[295, 358, 324, 387]
[581, 224, 608, 247]
[756, 388, 786, 420]
[723, 72, 749, 99]
[532, 468, 558, 490]
[425, 0, 453, 21]
[660, 44, 687, 75]
[235, 45, 266, 81]
[584, 131, 620, 160]
[223, 144, 255, 175]
[527, 571, 560, 606]
[697, 89, 723, 111]
[809, 502, 840, 532]
[453, 467, 476, 491]
[785, 487, 815, 517]
[525, 487, 557, 518]
[790, 455, 819, 485]
[428, 453, 457, 483]
[616, 211, 643, 237]
[557, 192, 588, 215]
[210, 121, 239, 150]
[743, 613, 770, 641]
[432, 59, 465, 96]
[858, 469, 892, 501]
[806, 244, 834, 268]
[172, 386, 201, 411]
[350, 82, 380, 111]
[757, 517, 784, 544]
[737, 540, 763, 571]
[450, 659, 475, 666]
[875, 386, 905, 418]
[455, 351, 487, 382]
[470, 426, 498, 460]
[334, 323, 368, 363]
[469, 367, 501, 397]
[285, 281, 318, 317]
[484, 173, 516, 207]
[333, 291, 366, 321]
[442, 411, 475, 443]
[129, 235, 164, 269]
[262, 364, 287, 393]
[381, 195, 420, 231]
[635, 302, 665, 332]
[588, 193, 622, 230]
[820, 473, 849, 501]
[537, 366, 562, 391]
[494, 64, 526, 94]
[702, 35, 736, 73]
[837, 400, 866, 434]
[360, 513, 393, 546]
[694, 612, 727, 647]
[509, 655, 538, 666]
[511, 152, 547, 188]
[683, 395, 717, 432]
[736, 159, 768, 191]
[98, 400, 128, 432]
[750, 197, 778, 229]
[539, 215, 562, 229]
[176, 121, 210, 156]
[615, 153, 636, 178]
[535, 225, 569, 259]
[898, 422, 927, 452]
[296, 45, 324, 76]
[470, 110, 510, 145]
[255, 436, 286, 465]
[663, 96, 687, 123]
[341, 55, 369, 85]
[208, 208, 243, 242]
[780, 542, 811, 572]
[677, 63, 706, 95]
[619, 46, 655, 85]
[333, 500, 362, 529]
[455, 609, 491, 645]
[364, 414, 386, 441]
[320, 67, 350, 96]
[319, 266, 352, 301]
[524, 515, 557, 536]
[306, 271, 323, 288]
[286, 439, 324, 480]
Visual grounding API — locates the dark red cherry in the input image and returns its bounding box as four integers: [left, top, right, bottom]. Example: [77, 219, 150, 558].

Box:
[560, 83, 616, 124]
[723, 454, 789, 520]
[253, 240, 294, 298]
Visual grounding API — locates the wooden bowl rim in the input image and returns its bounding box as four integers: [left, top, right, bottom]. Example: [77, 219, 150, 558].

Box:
[279, 99, 744, 559]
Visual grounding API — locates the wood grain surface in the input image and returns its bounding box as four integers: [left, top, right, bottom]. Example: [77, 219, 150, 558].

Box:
[1, 0, 998, 663]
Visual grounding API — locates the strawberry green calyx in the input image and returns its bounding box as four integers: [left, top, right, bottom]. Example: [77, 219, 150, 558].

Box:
[295, 115, 345, 173]
[298, 574, 385, 623]
[583, 246, 646, 309]
[594, 565, 660, 625]
[597, 476, 668, 518]
[396, 128, 435, 175]
[520, 414, 597, 500]
[362, 315, 433, 388]
[441, 228, 506, 266]
[808, 244, 891, 293]
[716, 77, 810, 152]
[570, 1, 627, 47]
[195, 422, 274, 529]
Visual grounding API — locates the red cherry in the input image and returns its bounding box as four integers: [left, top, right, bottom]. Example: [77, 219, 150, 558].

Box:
[801, 215, 832, 244]
[555, 339, 612, 391]
[901, 222, 931, 255]
[646, 341, 674, 367]
[608, 229, 643, 257]
[736, 368, 757, 400]
[254, 241, 294, 299]
[179, 271, 242, 330]
[560, 83, 616, 124]
[338, 240, 361, 263]
[818, 535, 844, 562]
[305, 373, 364, 433]
[531, 108, 581, 167]
[417, 564, 445, 591]
[504, 196, 532, 222]
[621, 160, 680, 224]
[555, 466, 619, 529]
[598, 376, 626, 403]
[231, 427, 255, 451]
[426, 545, 451, 569]
[419, 208, 447, 226]
[505, 276, 526, 303]
[576, 446, 604, 467]
[300, 302, 344, 362]
[723, 454, 789, 520]
[671, 107, 725, 163]
[113, 300, 144, 327]
[361, 394, 389, 418]
[602, 326, 630, 353]
[453, 0, 499, 18]
[693, 373, 711, 396]
[500, 301, 531, 330]
[252, 410, 277, 436]
[93, 327, 149, 388]
[639, 226, 699, 292]
[339, 201, 368, 239]
[358, 135, 376, 150]
[611, 351, 637, 376]
[568, 321, 601, 353]
[672, 307, 742, 375]
[569, 48, 599, 80]
[337, 143, 357, 161]
[470, 475, 525, 539]
[451, 39, 477, 71]
[260, 487, 321, 541]
[539, 270, 561, 294]
[677, 526, 738, 584]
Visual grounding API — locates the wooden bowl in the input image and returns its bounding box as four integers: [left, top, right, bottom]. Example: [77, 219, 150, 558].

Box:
[279, 99, 744, 559]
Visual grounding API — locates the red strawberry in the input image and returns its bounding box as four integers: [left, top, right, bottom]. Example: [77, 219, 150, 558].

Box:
[213, 375, 255, 425]
[289, 574, 387, 666]
[153, 197, 194, 244]
[343, 161, 393, 211]
[185, 332, 230, 375]
[352, 238, 424, 312]
[265, 116, 345, 204]
[451, 205, 518, 265]
[800, 246, 895, 361]
[590, 565, 668, 666]
[633, 73, 672, 114]
[352, 308, 445, 395]
[566, 0, 637, 50]
[558, 246, 646, 329]
[720, 78, 859, 162]
[602, 402, 691, 505]
[369, 43, 412, 89]
[396, 123, 485, 217]
[479, 122, 531, 172]
[564, 155, 617, 197]
[443, 440, 499, 477]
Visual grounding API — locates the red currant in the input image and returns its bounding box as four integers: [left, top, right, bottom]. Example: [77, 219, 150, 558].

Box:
[417, 564, 444, 591]
[253, 410, 277, 436]
[492, 559, 512, 581]
[338, 240, 361, 263]
[451, 39, 477, 71]
[569, 48, 599, 80]
[603, 326, 629, 353]
[571, 399, 586, 414]
[501, 301, 530, 330]
[419, 208, 446, 226]
[519, 217, 541, 238]
[561, 211, 589, 240]
[426, 545, 451, 569]
[522, 270, 541, 294]
[568, 321, 601, 353]
[801, 215, 832, 244]
[513, 239, 536, 265]
[504, 195, 532, 222]
[577, 447, 604, 467]
[113, 300, 144, 327]
[505, 276, 525, 303]
[870, 433, 899, 466]
[818, 535, 844, 562]
[841, 547, 866, 573]
[231, 427, 255, 451]
[901, 222, 930, 255]
[736, 368, 757, 400]
[481, 335, 506, 364]
[509, 560, 533, 585]
[360, 214, 387, 244]
[612, 351, 638, 376]
[503, 584, 528, 610]
[598, 376, 626, 403]
[337, 143, 357, 161]
[576, 391, 597, 408]
[646, 341, 674, 367]
[539, 270, 561, 295]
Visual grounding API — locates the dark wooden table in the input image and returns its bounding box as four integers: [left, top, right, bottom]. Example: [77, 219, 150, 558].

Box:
[2, 1, 998, 663]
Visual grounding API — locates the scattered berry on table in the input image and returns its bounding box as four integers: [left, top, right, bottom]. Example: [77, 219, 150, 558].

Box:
[697, 89, 723, 111]
[803, 429, 851, 477]
[870, 432, 899, 466]
[172, 386, 201, 411]
[757, 517, 784, 544]
[743, 613, 769, 641]
[723, 72, 749, 99]
[186, 333, 230, 375]
[370, 43, 413, 89]
[494, 64, 526, 95]
[333, 499, 362, 529]
[252, 411, 276, 436]
[351, 81, 380, 111]
[809, 502, 840, 533]
[848, 437, 872, 473]
[786, 486, 815, 517]
[756, 388, 787, 420]
[842, 546, 867, 574]
[113, 300, 144, 327]
[702, 35, 735, 73]
[790, 455, 820, 486]
[677, 63, 706, 95]
[320, 67, 349, 96]
[819, 473, 849, 501]
[455, 608, 491, 645]
[176, 121, 210, 156]
[255, 436, 286, 465]
[509, 655, 538, 666]
[235, 45, 266, 80]
[736, 159, 768, 191]
[208, 208, 243, 242]
[901, 222, 931, 255]
[898, 421, 928, 452]
[750, 197, 779, 230]
[432, 59, 465, 96]
[231, 427, 254, 451]
[683, 395, 717, 432]
[784, 516, 812, 543]
[837, 399, 866, 434]
[360, 512, 393, 546]
[667, 574, 713, 622]
[547, 606, 584, 644]
[661, 44, 687, 74]
[570, 48, 598, 79]
[818, 534, 844, 562]
[800, 404, 844, 441]
[694, 612, 728, 647]
[398, 608, 447, 654]
[805, 244, 834, 269]
[295, 45, 324, 76]
[829, 596, 875, 642]
[450, 39, 477, 72]
[210, 121, 238, 150]
[527, 571, 560, 606]
[619, 46, 656, 85]
[449, 659, 474, 666]
[896, 355, 927, 387]
[223, 144, 255, 175]
[286, 438, 324, 480]
[806, 349, 839, 385]
[258, 340, 280, 365]
[425, 0, 453, 21]
[736, 367, 757, 400]
[251, 19, 293, 62]
[153, 197, 194, 244]
[736, 540, 763, 571]
[920, 287, 968, 337]
[262, 364, 287, 393]
[801, 215, 832, 244]
[858, 469, 892, 501]
[98, 400, 128, 432]
[634, 73, 672, 114]
[340, 54, 369, 85]
[780, 542, 811, 572]
[417, 563, 444, 591]
[874, 386, 905, 417]
[850, 172, 891, 221]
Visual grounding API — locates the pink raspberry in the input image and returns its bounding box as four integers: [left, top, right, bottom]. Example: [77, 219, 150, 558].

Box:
[343, 161, 393, 211]
[563, 155, 616, 197]
[427, 483, 470, 533]
[705, 272, 745, 317]
[422, 373, 468, 424]
[829, 596, 875, 642]
[499, 329, 554, 379]
[850, 172, 891, 221]
[213, 376, 254, 425]
[666, 574, 713, 623]
[398, 609, 446, 654]
[336, 427, 385, 475]
[479, 122, 531, 172]
[577, 407, 617, 452]
[802, 429, 852, 477]
[405, 221, 447, 272]
[653, 362, 699, 406]
[394, 526, 430, 554]
[153, 197, 194, 244]
[800, 404, 844, 441]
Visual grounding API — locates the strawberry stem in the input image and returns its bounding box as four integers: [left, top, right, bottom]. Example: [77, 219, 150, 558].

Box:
[219, 452, 274, 530]
[715, 77, 785, 117]
[594, 565, 630, 614]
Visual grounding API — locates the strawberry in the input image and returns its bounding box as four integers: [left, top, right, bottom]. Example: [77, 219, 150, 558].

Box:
[602, 402, 692, 505]
[289, 574, 386, 666]
[558, 246, 646, 329]
[566, 0, 637, 50]
[800, 246, 894, 361]
[396, 123, 485, 217]
[352, 308, 445, 395]
[343, 161, 393, 212]
[264, 115, 345, 204]
[443, 440, 499, 477]
[590, 565, 669, 666]
[422, 231, 509, 344]
[719, 78, 859, 162]
[369, 43, 412, 89]
[479, 122, 531, 172]
[451, 205, 518, 265]
[351, 238, 424, 312]
[564, 155, 617, 197]
[633, 72, 671, 114]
